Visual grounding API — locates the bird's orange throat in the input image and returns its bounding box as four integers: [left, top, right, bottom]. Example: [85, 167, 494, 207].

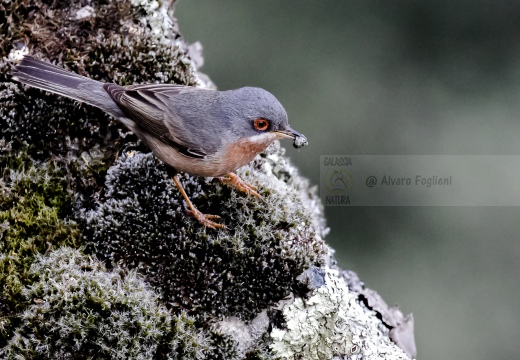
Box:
[223, 133, 278, 172]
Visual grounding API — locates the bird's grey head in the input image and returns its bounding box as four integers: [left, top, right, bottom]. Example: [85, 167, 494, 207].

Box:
[218, 87, 303, 143]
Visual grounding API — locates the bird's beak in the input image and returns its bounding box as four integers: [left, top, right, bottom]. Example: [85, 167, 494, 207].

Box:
[274, 127, 303, 139]
[274, 126, 309, 148]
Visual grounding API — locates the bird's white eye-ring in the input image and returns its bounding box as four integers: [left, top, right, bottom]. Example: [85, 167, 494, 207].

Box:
[254, 118, 269, 131]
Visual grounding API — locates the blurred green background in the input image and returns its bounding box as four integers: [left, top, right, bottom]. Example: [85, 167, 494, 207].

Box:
[176, 1, 520, 359]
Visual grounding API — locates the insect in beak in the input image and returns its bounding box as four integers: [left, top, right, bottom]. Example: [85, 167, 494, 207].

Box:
[274, 127, 308, 148]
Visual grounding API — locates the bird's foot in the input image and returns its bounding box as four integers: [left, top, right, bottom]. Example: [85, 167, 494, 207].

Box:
[172, 174, 225, 230]
[187, 208, 226, 229]
[219, 173, 261, 198]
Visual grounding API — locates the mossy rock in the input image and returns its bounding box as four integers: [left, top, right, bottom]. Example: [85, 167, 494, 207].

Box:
[1, 247, 227, 359]
[84, 142, 327, 321]
[0, 0, 332, 358]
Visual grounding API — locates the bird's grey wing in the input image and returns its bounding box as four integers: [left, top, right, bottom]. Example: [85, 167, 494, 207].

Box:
[104, 84, 209, 158]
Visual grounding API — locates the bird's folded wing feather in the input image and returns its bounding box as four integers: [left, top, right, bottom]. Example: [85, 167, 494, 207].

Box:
[104, 84, 210, 158]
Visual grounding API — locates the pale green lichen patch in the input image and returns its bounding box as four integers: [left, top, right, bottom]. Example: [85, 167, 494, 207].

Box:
[270, 268, 411, 360]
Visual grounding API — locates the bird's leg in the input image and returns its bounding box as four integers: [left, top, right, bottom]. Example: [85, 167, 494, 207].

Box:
[219, 173, 261, 198]
[172, 175, 225, 230]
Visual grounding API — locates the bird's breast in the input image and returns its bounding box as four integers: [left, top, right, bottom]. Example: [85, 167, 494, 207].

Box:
[140, 131, 277, 178]
[218, 133, 278, 175]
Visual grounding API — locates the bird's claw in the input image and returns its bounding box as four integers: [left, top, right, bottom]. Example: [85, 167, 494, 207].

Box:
[220, 173, 261, 198]
[187, 209, 226, 229]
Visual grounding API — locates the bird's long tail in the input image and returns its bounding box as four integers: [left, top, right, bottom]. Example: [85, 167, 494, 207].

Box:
[11, 56, 125, 118]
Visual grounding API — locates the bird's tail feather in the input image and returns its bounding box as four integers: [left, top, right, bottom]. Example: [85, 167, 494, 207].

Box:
[11, 56, 124, 118]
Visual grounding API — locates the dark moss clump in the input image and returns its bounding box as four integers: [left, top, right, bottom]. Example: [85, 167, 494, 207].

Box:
[0, 147, 79, 343]
[205, 332, 241, 360]
[1, 247, 219, 359]
[84, 143, 327, 321]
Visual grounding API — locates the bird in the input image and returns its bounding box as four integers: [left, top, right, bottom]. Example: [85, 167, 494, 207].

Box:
[11, 55, 308, 229]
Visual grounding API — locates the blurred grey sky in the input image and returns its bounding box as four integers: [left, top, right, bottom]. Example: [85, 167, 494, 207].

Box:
[176, 2, 520, 358]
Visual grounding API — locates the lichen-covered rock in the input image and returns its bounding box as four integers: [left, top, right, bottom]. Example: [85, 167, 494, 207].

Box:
[0, 247, 224, 359]
[270, 268, 410, 360]
[84, 142, 328, 321]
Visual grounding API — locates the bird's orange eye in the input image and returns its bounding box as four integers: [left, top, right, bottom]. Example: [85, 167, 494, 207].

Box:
[254, 118, 269, 131]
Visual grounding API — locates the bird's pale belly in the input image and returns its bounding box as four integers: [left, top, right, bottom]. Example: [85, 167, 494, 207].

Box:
[144, 132, 278, 177]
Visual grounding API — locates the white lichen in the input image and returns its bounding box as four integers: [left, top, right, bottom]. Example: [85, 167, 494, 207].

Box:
[75, 5, 95, 20]
[129, 0, 213, 88]
[215, 310, 270, 353]
[7, 46, 29, 62]
[270, 268, 412, 360]
[130, 0, 172, 41]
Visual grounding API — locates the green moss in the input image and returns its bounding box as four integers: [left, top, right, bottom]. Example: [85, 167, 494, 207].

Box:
[1, 247, 219, 359]
[0, 151, 79, 343]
